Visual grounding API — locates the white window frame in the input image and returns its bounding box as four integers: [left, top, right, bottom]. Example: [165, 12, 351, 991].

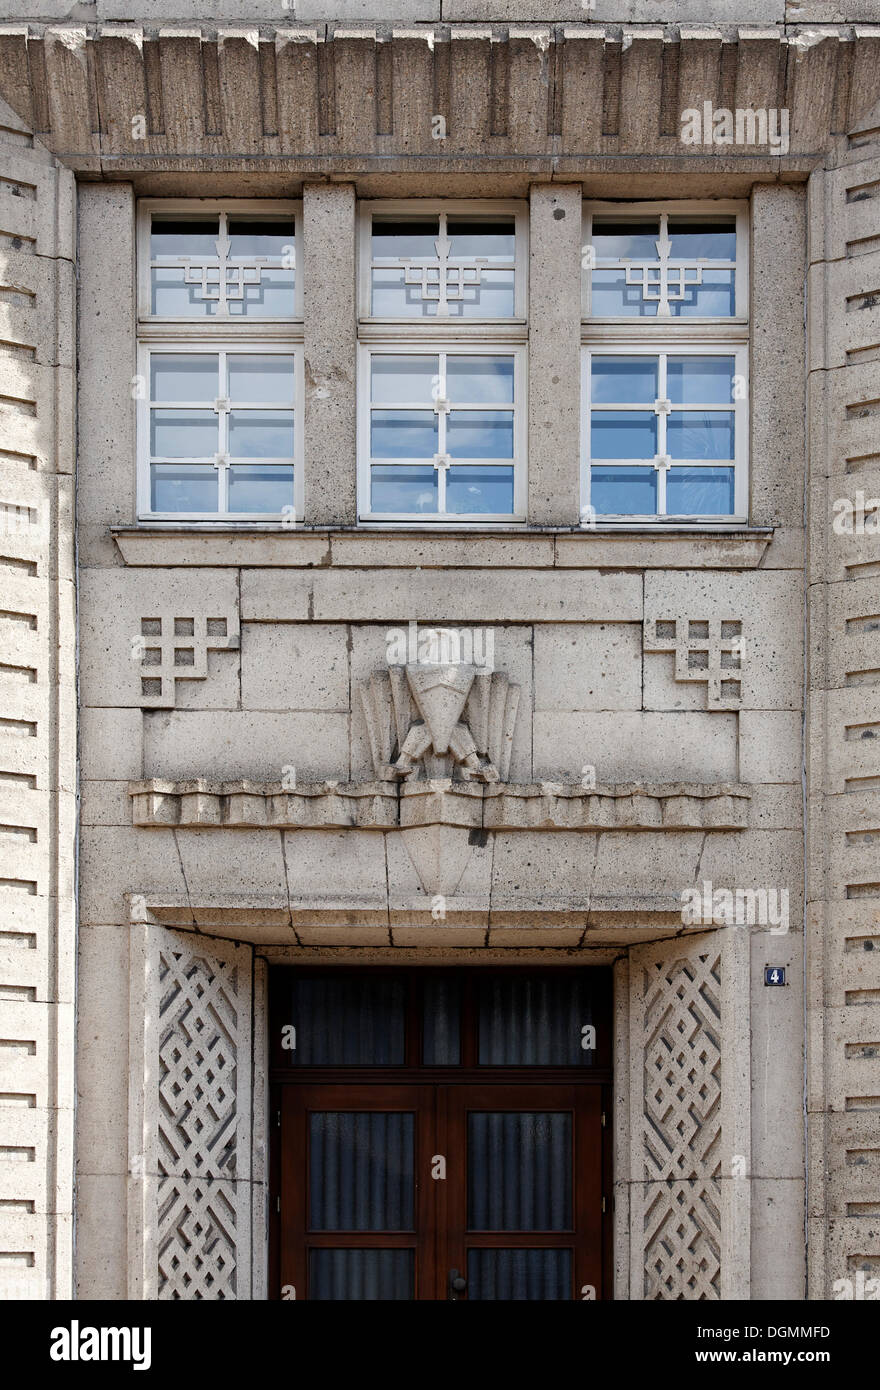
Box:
[137, 198, 304, 523]
[357, 342, 528, 523]
[580, 199, 749, 526]
[357, 198, 528, 525]
[136, 340, 304, 523]
[581, 342, 748, 524]
[581, 198, 749, 324]
[137, 197, 303, 327]
[358, 198, 528, 332]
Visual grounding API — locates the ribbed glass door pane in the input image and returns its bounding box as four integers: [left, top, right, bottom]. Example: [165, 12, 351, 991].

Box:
[310, 1112, 414, 1230]
[478, 974, 596, 1064]
[281, 975, 406, 1065]
[422, 977, 461, 1064]
[467, 1112, 571, 1230]
[466, 1249, 572, 1301]
[309, 1250, 414, 1301]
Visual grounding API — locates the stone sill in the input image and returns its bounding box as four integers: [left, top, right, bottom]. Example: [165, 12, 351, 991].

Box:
[129, 777, 751, 831]
[112, 525, 773, 570]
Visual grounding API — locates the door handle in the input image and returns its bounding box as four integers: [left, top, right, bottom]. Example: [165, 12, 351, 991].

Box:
[449, 1268, 467, 1300]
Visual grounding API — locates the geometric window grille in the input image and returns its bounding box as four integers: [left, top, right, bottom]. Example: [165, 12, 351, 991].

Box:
[584, 203, 744, 321]
[622, 218, 707, 318]
[643, 618, 744, 710]
[138, 613, 240, 708]
[363, 200, 525, 322]
[145, 204, 297, 321]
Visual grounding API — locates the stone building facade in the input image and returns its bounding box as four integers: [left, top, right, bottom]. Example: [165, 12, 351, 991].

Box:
[0, 3, 879, 1301]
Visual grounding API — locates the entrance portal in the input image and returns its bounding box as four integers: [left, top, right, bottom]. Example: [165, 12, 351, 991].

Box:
[270, 968, 612, 1300]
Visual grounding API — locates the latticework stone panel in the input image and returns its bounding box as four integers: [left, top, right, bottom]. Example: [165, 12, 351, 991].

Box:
[129, 927, 261, 1300]
[629, 934, 747, 1301]
[642, 952, 722, 1185]
[643, 1180, 722, 1301]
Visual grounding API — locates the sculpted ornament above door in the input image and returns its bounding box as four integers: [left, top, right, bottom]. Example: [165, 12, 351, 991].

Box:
[360, 627, 520, 785]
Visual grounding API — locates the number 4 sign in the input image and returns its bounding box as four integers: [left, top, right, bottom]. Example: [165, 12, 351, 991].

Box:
[764, 966, 786, 986]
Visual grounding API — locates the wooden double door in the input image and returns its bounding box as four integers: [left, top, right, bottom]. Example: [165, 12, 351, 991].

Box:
[270, 968, 612, 1301]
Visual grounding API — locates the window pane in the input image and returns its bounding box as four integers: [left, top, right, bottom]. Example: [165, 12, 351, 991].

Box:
[670, 268, 735, 317]
[452, 269, 515, 319]
[468, 1113, 572, 1230]
[447, 219, 515, 260]
[668, 218, 736, 260]
[309, 1250, 414, 1301]
[667, 412, 734, 460]
[467, 1249, 571, 1301]
[371, 355, 438, 404]
[371, 411, 437, 459]
[278, 974, 406, 1065]
[150, 462, 218, 513]
[590, 267, 658, 317]
[150, 354, 218, 403]
[591, 220, 659, 259]
[227, 464, 294, 513]
[371, 465, 438, 513]
[446, 356, 514, 404]
[150, 217, 219, 260]
[591, 466, 657, 515]
[371, 218, 439, 258]
[591, 411, 656, 459]
[310, 1112, 414, 1231]
[591, 356, 657, 405]
[226, 217, 294, 259]
[447, 411, 513, 459]
[667, 466, 735, 514]
[370, 268, 434, 318]
[477, 974, 599, 1065]
[422, 978, 461, 1065]
[150, 410, 217, 458]
[227, 354, 295, 404]
[667, 356, 735, 404]
[228, 410, 295, 458]
[226, 266, 295, 318]
[447, 466, 514, 514]
[151, 268, 219, 318]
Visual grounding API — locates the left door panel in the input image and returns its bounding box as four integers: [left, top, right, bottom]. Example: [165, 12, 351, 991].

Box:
[279, 1085, 436, 1300]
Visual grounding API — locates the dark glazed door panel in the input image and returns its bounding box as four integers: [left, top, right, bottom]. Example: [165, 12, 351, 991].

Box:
[271, 968, 611, 1300]
[443, 1086, 603, 1301]
[280, 1085, 436, 1301]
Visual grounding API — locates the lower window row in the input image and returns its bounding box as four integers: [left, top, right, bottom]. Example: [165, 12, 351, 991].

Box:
[138, 345, 747, 522]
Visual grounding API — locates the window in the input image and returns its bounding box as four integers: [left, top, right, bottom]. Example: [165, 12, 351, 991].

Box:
[357, 200, 528, 522]
[136, 199, 303, 521]
[581, 200, 748, 523]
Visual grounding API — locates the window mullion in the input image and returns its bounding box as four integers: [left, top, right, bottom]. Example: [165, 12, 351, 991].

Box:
[437, 350, 448, 513]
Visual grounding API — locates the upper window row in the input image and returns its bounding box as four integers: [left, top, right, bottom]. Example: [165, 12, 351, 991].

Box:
[135, 198, 749, 524]
[137, 199, 749, 325]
